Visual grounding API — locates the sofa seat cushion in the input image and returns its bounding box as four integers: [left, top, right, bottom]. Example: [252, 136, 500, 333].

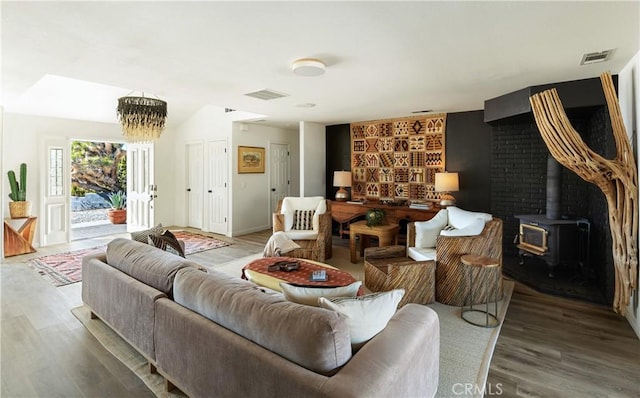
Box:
[407, 247, 437, 261]
[105, 238, 201, 297]
[173, 267, 352, 374]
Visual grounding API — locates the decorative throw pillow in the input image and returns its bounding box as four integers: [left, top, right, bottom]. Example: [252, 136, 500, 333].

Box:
[292, 209, 315, 230]
[131, 223, 164, 243]
[414, 209, 448, 248]
[280, 281, 362, 307]
[148, 230, 186, 258]
[318, 289, 405, 347]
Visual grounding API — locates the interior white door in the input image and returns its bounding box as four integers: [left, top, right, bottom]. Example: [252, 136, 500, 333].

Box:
[205, 140, 228, 234]
[186, 143, 204, 229]
[127, 142, 155, 232]
[270, 143, 290, 216]
[41, 138, 70, 246]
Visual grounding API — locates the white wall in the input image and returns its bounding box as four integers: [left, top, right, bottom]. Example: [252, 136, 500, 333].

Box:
[0, 113, 177, 246]
[299, 121, 326, 197]
[231, 122, 300, 236]
[619, 51, 640, 339]
[173, 105, 300, 236]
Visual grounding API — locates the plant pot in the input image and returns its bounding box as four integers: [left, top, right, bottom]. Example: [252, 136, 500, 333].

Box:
[107, 209, 127, 224]
[9, 201, 32, 219]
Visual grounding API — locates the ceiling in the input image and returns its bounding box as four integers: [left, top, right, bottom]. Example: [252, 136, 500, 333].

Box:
[1, 1, 638, 129]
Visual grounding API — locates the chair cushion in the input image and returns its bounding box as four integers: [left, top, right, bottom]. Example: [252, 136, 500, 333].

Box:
[281, 197, 326, 232]
[282, 230, 318, 240]
[414, 209, 448, 248]
[318, 289, 405, 347]
[440, 218, 486, 237]
[280, 281, 362, 307]
[407, 247, 437, 261]
[446, 206, 492, 229]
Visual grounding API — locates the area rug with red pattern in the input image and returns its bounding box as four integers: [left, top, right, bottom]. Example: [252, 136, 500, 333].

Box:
[26, 230, 231, 287]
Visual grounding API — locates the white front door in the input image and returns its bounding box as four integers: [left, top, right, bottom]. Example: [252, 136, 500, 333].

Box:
[127, 142, 155, 232]
[269, 143, 290, 216]
[186, 143, 204, 229]
[205, 140, 228, 234]
[41, 139, 70, 246]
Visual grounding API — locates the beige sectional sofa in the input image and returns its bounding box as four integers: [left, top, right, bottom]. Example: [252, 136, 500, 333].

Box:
[82, 238, 440, 398]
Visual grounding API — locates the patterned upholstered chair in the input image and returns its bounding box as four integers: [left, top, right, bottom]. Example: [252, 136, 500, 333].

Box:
[406, 208, 503, 306]
[272, 197, 332, 262]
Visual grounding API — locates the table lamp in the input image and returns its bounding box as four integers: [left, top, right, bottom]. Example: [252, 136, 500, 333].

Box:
[333, 171, 352, 201]
[435, 172, 459, 207]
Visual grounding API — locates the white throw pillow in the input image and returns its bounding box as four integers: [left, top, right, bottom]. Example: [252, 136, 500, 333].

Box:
[318, 289, 405, 347]
[446, 206, 492, 229]
[280, 281, 362, 307]
[414, 209, 448, 248]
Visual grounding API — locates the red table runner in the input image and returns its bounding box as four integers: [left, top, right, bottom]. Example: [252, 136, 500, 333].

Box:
[242, 257, 360, 290]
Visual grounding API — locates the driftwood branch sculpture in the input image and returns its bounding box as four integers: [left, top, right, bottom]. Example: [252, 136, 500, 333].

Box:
[529, 72, 638, 315]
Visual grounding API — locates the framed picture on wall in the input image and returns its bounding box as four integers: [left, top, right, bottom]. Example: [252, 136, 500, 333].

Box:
[238, 146, 265, 173]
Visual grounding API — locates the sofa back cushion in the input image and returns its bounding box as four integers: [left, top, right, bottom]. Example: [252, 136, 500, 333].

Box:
[173, 267, 352, 374]
[281, 196, 326, 232]
[106, 238, 200, 297]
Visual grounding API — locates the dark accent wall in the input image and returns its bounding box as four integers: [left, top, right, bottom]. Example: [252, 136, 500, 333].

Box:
[325, 111, 493, 210]
[489, 108, 614, 302]
[445, 111, 492, 213]
[325, 123, 351, 199]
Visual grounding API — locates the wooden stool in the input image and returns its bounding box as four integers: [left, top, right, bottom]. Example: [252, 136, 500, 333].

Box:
[4, 217, 37, 257]
[460, 254, 502, 328]
[365, 254, 435, 307]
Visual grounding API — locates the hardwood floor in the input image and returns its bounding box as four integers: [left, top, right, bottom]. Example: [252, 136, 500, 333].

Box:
[2, 229, 639, 397]
[487, 282, 640, 397]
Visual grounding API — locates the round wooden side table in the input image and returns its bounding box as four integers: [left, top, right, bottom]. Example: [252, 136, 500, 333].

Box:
[460, 254, 501, 328]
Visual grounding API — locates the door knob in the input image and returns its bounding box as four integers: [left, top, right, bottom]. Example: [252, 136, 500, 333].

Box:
[208, 190, 212, 193]
[187, 188, 191, 192]
[271, 188, 276, 192]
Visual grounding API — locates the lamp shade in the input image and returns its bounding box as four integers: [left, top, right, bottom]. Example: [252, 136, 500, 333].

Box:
[435, 172, 459, 192]
[333, 171, 352, 187]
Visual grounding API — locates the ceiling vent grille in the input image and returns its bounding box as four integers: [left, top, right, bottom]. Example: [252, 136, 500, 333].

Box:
[580, 50, 613, 65]
[244, 89, 289, 100]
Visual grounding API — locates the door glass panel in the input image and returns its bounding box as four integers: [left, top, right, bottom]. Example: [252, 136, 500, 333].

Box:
[49, 148, 63, 196]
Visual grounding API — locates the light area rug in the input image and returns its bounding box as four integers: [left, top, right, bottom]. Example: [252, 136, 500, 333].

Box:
[27, 230, 231, 287]
[73, 248, 513, 398]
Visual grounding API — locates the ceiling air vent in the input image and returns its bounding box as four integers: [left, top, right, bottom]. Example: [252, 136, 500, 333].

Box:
[580, 50, 613, 65]
[244, 89, 289, 101]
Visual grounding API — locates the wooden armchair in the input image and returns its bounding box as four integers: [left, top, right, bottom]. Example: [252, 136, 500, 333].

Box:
[272, 197, 332, 262]
[407, 218, 503, 305]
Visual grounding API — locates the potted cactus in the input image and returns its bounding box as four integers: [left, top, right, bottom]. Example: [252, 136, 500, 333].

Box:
[107, 190, 127, 224]
[7, 163, 31, 218]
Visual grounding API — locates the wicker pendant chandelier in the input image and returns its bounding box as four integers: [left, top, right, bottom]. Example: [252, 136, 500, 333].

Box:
[117, 95, 167, 142]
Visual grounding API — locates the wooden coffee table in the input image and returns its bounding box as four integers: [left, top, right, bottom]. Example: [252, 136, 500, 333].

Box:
[242, 257, 357, 293]
[349, 220, 399, 263]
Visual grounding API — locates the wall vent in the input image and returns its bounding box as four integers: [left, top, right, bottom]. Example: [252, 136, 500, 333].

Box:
[580, 50, 613, 65]
[244, 89, 289, 100]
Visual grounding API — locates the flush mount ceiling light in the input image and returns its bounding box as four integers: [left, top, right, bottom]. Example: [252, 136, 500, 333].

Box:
[291, 58, 326, 76]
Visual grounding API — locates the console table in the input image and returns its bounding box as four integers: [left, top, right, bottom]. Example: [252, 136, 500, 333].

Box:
[4, 217, 37, 257]
[330, 201, 438, 238]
